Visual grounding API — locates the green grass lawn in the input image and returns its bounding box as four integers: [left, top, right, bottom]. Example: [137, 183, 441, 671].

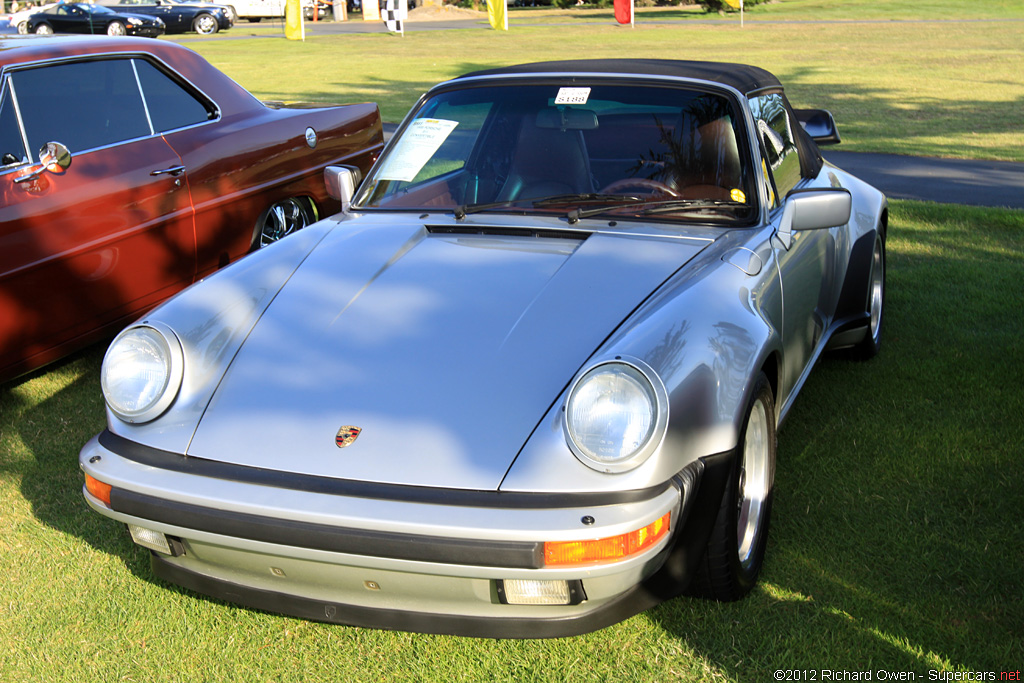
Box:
[172, 0, 1024, 161]
[2, 1, 1023, 679]
[1, 200, 1021, 681]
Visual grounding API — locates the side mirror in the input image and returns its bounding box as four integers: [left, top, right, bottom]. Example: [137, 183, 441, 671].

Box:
[324, 165, 362, 211]
[15, 141, 72, 185]
[793, 108, 841, 146]
[40, 141, 72, 173]
[777, 188, 851, 249]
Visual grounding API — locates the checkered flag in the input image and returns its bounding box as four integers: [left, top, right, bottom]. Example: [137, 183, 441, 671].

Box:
[382, 0, 406, 35]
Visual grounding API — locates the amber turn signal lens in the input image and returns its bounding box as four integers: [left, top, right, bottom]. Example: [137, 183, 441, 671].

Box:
[85, 474, 112, 507]
[543, 512, 671, 566]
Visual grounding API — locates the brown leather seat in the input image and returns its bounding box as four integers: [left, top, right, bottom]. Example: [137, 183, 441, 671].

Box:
[678, 117, 742, 200]
[497, 117, 595, 201]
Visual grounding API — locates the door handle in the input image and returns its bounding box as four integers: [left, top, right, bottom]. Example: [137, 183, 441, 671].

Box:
[150, 165, 185, 177]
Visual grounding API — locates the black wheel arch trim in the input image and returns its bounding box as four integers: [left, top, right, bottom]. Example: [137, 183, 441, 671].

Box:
[833, 228, 879, 322]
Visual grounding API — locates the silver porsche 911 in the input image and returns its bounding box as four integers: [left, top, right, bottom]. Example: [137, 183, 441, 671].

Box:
[80, 59, 887, 638]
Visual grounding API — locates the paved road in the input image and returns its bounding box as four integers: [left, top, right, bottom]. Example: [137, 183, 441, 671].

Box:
[825, 150, 1024, 211]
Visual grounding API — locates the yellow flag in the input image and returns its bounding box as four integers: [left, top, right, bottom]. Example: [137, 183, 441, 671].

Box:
[723, 0, 740, 7]
[487, 0, 507, 31]
[285, 0, 304, 40]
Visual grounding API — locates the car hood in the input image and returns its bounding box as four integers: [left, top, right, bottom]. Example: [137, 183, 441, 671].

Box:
[186, 219, 711, 490]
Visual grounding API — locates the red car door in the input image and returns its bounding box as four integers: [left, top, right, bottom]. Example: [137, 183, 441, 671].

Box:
[0, 58, 196, 380]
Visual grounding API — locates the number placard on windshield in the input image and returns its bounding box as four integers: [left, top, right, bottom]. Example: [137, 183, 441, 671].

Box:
[378, 118, 459, 183]
[554, 87, 591, 105]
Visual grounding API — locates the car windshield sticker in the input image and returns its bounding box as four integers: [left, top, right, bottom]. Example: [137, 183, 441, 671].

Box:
[731, 188, 746, 203]
[378, 118, 459, 183]
[554, 87, 591, 105]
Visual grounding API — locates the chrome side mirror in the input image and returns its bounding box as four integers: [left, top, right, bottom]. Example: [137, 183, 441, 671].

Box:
[777, 188, 852, 249]
[324, 165, 362, 211]
[793, 108, 842, 146]
[15, 141, 72, 184]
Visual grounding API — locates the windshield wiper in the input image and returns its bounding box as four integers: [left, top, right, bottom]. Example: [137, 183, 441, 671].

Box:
[454, 193, 641, 219]
[637, 199, 748, 215]
[531, 193, 641, 207]
[568, 198, 748, 222]
[454, 199, 524, 219]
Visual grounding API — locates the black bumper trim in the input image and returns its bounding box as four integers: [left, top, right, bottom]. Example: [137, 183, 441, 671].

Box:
[150, 553, 664, 639]
[99, 429, 671, 509]
[113, 488, 544, 569]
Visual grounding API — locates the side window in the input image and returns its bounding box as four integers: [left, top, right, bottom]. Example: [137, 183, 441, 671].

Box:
[134, 59, 216, 133]
[748, 92, 802, 207]
[10, 59, 150, 157]
[0, 82, 28, 168]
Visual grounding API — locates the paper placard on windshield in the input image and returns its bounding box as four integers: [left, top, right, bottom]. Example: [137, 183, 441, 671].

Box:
[554, 87, 591, 105]
[378, 118, 459, 183]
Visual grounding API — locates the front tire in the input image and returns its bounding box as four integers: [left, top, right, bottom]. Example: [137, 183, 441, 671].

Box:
[193, 13, 219, 33]
[849, 232, 886, 360]
[34, 23, 54, 34]
[689, 373, 776, 601]
[107, 20, 127, 35]
[252, 198, 315, 249]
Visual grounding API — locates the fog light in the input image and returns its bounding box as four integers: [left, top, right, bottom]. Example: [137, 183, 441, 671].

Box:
[497, 579, 585, 606]
[128, 524, 173, 555]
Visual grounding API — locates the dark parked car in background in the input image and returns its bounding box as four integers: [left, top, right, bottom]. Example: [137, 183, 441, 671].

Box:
[0, 35, 384, 383]
[96, 0, 233, 34]
[27, 3, 166, 36]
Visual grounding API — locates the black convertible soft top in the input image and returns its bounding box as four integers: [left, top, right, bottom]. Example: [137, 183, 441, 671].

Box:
[457, 59, 782, 96]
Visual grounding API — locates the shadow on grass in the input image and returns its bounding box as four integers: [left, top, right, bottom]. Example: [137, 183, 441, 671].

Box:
[646, 202, 1024, 674]
[776, 65, 1024, 161]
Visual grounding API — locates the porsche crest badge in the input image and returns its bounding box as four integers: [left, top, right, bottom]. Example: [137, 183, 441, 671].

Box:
[336, 426, 361, 448]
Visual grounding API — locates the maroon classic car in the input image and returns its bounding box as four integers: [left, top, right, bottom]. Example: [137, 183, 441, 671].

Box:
[0, 35, 383, 383]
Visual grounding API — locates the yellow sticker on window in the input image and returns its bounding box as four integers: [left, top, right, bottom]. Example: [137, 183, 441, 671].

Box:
[730, 188, 746, 203]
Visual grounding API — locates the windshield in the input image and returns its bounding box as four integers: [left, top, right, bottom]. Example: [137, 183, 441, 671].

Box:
[356, 82, 756, 224]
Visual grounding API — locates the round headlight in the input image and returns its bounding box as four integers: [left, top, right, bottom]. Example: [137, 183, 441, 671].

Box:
[564, 359, 667, 473]
[101, 323, 183, 424]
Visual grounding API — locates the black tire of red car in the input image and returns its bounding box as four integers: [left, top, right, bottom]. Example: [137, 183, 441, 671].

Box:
[848, 231, 886, 360]
[688, 372, 776, 601]
[252, 197, 317, 249]
[192, 13, 219, 34]
[34, 23, 53, 34]
[107, 20, 127, 36]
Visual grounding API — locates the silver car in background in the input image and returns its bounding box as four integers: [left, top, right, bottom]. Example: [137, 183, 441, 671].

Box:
[80, 59, 888, 638]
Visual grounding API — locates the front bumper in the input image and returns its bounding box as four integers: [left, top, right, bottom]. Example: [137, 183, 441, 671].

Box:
[81, 431, 705, 637]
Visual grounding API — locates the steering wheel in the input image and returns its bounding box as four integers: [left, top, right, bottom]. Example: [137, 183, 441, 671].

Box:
[599, 177, 680, 197]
